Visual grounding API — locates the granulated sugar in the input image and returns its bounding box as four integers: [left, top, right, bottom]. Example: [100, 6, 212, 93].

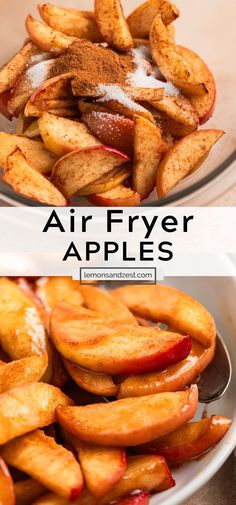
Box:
[128, 46, 180, 96]
[26, 59, 53, 89]
[97, 84, 149, 114]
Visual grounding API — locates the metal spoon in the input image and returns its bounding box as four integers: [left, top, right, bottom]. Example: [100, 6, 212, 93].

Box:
[198, 332, 232, 403]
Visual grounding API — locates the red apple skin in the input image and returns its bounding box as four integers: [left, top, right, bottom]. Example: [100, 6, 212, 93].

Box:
[0, 89, 13, 120]
[117, 492, 150, 505]
[70, 484, 83, 501]
[81, 112, 134, 155]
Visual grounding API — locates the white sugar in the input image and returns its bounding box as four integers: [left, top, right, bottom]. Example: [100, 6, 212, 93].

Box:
[26, 59, 54, 89]
[97, 84, 149, 113]
[128, 46, 180, 96]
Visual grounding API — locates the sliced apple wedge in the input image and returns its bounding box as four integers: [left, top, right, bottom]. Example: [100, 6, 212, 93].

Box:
[0, 89, 13, 120]
[57, 386, 198, 446]
[38, 113, 102, 157]
[178, 46, 217, 125]
[79, 285, 137, 325]
[14, 478, 46, 505]
[150, 15, 206, 96]
[0, 132, 57, 174]
[35, 277, 83, 313]
[0, 456, 15, 505]
[3, 148, 67, 206]
[88, 185, 141, 207]
[77, 164, 131, 196]
[118, 340, 215, 398]
[151, 95, 199, 138]
[25, 15, 76, 54]
[81, 112, 134, 155]
[133, 116, 165, 199]
[30, 75, 73, 104]
[0, 277, 47, 360]
[127, 0, 179, 38]
[94, 0, 133, 52]
[38, 4, 102, 42]
[136, 416, 232, 463]
[0, 41, 33, 94]
[156, 129, 224, 197]
[51, 303, 192, 374]
[112, 283, 216, 348]
[51, 146, 130, 199]
[0, 354, 48, 393]
[2, 430, 83, 500]
[63, 359, 118, 396]
[117, 493, 150, 505]
[0, 382, 71, 445]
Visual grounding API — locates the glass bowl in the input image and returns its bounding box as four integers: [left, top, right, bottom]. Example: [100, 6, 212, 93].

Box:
[0, 0, 236, 206]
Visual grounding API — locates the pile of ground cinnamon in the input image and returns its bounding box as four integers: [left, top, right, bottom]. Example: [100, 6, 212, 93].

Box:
[49, 40, 136, 97]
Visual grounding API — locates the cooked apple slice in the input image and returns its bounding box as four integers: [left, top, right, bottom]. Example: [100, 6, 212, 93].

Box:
[150, 16, 206, 96]
[14, 478, 46, 505]
[2, 430, 83, 500]
[81, 112, 134, 155]
[57, 386, 198, 446]
[38, 113, 102, 157]
[63, 360, 118, 397]
[0, 456, 15, 505]
[77, 164, 131, 196]
[118, 340, 215, 398]
[51, 146, 130, 199]
[24, 99, 77, 119]
[133, 116, 165, 199]
[127, 0, 179, 38]
[0, 354, 48, 393]
[178, 46, 217, 125]
[94, 0, 133, 51]
[25, 15, 77, 53]
[16, 277, 49, 329]
[88, 185, 141, 207]
[0, 277, 47, 359]
[151, 95, 199, 137]
[137, 416, 232, 462]
[51, 303, 192, 374]
[38, 4, 102, 42]
[30, 74, 73, 104]
[35, 277, 83, 313]
[0, 89, 13, 120]
[156, 129, 224, 197]
[112, 284, 216, 348]
[3, 148, 67, 206]
[0, 132, 57, 174]
[63, 432, 126, 497]
[0, 41, 33, 94]
[79, 286, 137, 325]
[117, 493, 150, 505]
[0, 382, 71, 445]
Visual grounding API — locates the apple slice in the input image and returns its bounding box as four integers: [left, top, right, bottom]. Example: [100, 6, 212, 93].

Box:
[112, 284, 216, 348]
[0, 41, 33, 94]
[51, 303, 192, 374]
[79, 285, 137, 325]
[81, 112, 134, 155]
[178, 46, 217, 125]
[51, 146, 130, 199]
[38, 4, 102, 42]
[30, 74, 73, 104]
[16, 277, 49, 329]
[57, 386, 198, 446]
[156, 129, 224, 197]
[136, 416, 232, 463]
[150, 16, 206, 96]
[151, 95, 199, 137]
[88, 185, 141, 207]
[117, 493, 150, 505]
[3, 148, 67, 206]
[0, 382, 71, 445]
[94, 0, 133, 52]
[77, 164, 131, 196]
[0, 89, 13, 120]
[38, 113, 102, 157]
[0, 132, 57, 174]
[25, 15, 76, 54]
[133, 116, 165, 199]
[2, 430, 83, 501]
[118, 340, 215, 398]
[14, 479, 46, 505]
[35, 277, 83, 313]
[0, 456, 15, 505]
[0, 353, 48, 393]
[127, 0, 179, 38]
[63, 359, 118, 397]
[24, 99, 77, 119]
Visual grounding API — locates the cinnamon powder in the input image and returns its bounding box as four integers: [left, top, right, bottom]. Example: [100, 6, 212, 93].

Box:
[49, 40, 136, 97]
